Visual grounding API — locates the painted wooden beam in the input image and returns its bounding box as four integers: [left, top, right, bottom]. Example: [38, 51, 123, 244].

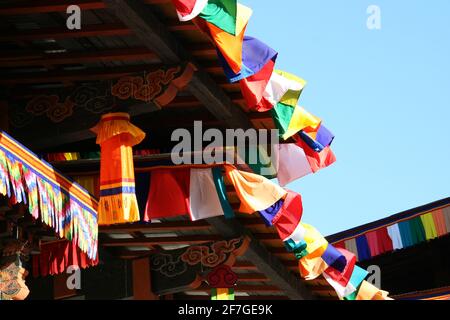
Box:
[0, 45, 216, 68]
[0, 24, 131, 42]
[101, 235, 222, 247]
[0, 48, 160, 68]
[0, 64, 170, 85]
[0, 21, 195, 43]
[99, 221, 211, 233]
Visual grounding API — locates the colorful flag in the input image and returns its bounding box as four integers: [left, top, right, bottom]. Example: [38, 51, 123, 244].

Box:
[240, 59, 275, 111]
[200, 3, 252, 73]
[355, 281, 391, 300]
[276, 70, 306, 108]
[326, 265, 368, 299]
[172, 0, 208, 21]
[145, 168, 191, 220]
[295, 137, 336, 173]
[272, 191, 304, 241]
[263, 71, 305, 107]
[299, 124, 335, 152]
[321, 244, 347, 273]
[217, 36, 277, 83]
[199, 0, 237, 35]
[144, 167, 234, 221]
[240, 69, 305, 112]
[275, 143, 313, 187]
[189, 167, 235, 221]
[259, 198, 283, 226]
[324, 248, 356, 288]
[301, 223, 329, 255]
[296, 223, 330, 278]
[224, 165, 287, 214]
[272, 105, 321, 140]
[298, 252, 329, 280]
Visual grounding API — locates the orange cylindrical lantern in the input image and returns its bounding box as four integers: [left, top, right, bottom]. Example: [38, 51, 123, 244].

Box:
[91, 113, 145, 225]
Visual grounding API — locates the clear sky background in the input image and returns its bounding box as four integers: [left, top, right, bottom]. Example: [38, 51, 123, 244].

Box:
[243, 0, 450, 235]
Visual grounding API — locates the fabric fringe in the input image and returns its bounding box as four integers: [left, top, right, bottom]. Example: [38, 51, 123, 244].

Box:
[98, 193, 140, 225]
[0, 132, 98, 261]
[91, 112, 145, 146]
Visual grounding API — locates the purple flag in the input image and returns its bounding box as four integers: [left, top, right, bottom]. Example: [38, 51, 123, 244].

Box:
[217, 36, 278, 83]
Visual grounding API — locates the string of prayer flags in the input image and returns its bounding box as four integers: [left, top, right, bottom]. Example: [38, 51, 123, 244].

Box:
[144, 167, 234, 221]
[332, 206, 450, 262]
[92, 112, 145, 225]
[172, 0, 208, 21]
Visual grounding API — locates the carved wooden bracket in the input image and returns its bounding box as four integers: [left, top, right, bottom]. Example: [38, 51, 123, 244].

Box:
[207, 265, 238, 289]
[149, 236, 249, 295]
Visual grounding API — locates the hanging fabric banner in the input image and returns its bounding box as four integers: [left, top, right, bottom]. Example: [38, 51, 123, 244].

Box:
[92, 113, 145, 225]
[0, 131, 98, 260]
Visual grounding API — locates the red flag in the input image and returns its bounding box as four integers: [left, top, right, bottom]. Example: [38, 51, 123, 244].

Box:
[324, 248, 356, 287]
[172, 0, 207, 21]
[239, 59, 275, 111]
[144, 168, 191, 220]
[295, 136, 336, 173]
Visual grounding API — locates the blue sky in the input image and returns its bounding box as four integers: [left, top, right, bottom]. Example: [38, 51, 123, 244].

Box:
[243, 0, 450, 235]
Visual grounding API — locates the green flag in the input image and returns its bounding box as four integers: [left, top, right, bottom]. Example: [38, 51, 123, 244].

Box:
[200, 0, 238, 35]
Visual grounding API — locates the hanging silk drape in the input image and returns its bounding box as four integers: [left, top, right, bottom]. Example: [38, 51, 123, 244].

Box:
[91, 113, 145, 225]
[32, 240, 98, 277]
